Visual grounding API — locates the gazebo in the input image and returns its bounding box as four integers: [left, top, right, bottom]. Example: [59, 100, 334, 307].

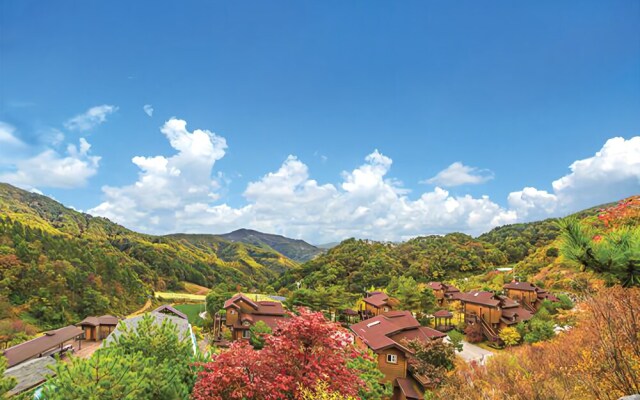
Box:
[433, 309, 454, 332]
[341, 309, 360, 324]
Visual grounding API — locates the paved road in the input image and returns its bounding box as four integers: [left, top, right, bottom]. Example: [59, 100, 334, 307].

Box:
[445, 337, 494, 365]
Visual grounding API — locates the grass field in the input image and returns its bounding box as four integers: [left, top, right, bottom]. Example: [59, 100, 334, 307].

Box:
[155, 292, 206, 301]
[182, 282, 210, 295]
[173, 303, 206, 325]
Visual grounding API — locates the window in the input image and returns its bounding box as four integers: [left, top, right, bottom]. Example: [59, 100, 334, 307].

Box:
[383, 307, 390, 312]
[242, 330, 251, 339]
[386, 354, 397, 364]
[229, 310, 235, 315]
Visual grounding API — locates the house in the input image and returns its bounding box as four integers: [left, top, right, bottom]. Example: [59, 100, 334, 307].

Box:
[76, 315, 119, 341]
[221, 294, 287, 341]
[503, 281, 559, 312]
[350, 310, 446, 399]
[457, 291, 533, 342]
[2, 325, 83, 368]
[360, 291, 400, 318]
[426, 282, 461, 306]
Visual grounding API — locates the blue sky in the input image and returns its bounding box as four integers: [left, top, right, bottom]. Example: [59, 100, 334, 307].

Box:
[1, 1, 639, 243]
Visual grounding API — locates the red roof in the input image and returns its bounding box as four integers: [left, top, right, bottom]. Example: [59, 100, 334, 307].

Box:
[457, 291, 500, 307]
[390, 326, 446, 343]
[351, 311, 443, 352]
[433, 310, 453, 318]
[500, 306, 534, 325]
[362, 292, 390, 308]
[223, 294, 260, 310]
[396, 377, 424, 400]
[504, 281, 538, 291]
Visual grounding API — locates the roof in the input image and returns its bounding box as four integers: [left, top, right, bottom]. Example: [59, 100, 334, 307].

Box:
[76, 315, 119, 327]
[223, 293, 259, 310]
[396, 377, 424, 400]
[351, 311, 441, 352]
[341, 308, 359, 316]
[103, 310, 192, 346]
[457, 291, 500, 307]
[390, 326, 447, 343]
[254, 301, 286, 316]
[153, 305, 188, 320]
[362, 292, 390, 308]
[4, 356, 56, 395]
[504, 281, 538, 291]
[252, 314, 286, 331]
[433, 310, 453, 318]
[427, 282, 460, 294]
[3, 325, 83, 368]
[500, 306, 534, 325]
[427, 282, 444, 290]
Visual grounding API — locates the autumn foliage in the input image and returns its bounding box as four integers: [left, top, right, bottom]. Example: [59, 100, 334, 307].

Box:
[191, 309, 364, 400]
[436, 286, 640, 400]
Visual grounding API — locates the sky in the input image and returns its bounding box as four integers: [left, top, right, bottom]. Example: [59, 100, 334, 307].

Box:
[0, 1, 639, 244]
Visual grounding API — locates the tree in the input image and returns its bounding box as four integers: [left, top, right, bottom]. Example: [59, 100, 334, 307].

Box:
[388, 276, 422, 311]
[205, 286, 233, 316]
[0, 355, 16, 397]
[447, 330, 464, 352]
[559, 217, 640, 287]
[405, 339, 456, 387]
[464, 323, 483, 343]
[346, 349, 392, 400]
[42, 313, 199, 399]
[193, 309, 363, 400]
[499, 327, 520, 347]
[249, 320, 272, 350]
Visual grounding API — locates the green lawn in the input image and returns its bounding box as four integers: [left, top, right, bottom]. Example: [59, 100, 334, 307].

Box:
[155, 292, 206, 301]
[173, 303, 206, 325]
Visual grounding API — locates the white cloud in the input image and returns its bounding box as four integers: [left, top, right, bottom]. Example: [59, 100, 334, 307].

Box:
[506, 136, 640, 218]
[143, 104, 154, 117]
[89, 118, 227, 233]
[88, 123, 640, 243]
[64, 105, 118, 131]
[424, 162, 494, 187]
[0, 122, 25, 147]
[0, 137, 100, 189]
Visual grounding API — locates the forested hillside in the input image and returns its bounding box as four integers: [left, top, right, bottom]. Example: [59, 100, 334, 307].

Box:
[0, 183, 295, 331]
[215, 229, 324, 262]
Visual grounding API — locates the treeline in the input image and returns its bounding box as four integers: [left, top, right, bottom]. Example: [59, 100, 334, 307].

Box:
[276, 233, 508, 297]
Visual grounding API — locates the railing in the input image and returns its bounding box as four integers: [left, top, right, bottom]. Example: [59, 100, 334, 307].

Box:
[479, 316, 499, 342]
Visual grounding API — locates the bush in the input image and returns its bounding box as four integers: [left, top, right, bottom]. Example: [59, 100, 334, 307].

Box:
[464, 323, 483, 343]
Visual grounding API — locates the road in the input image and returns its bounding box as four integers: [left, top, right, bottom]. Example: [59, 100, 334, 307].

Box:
[457, 340, 494, 365]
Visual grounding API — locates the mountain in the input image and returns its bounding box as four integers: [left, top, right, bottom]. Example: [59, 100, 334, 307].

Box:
[0, 183, 296, 329]
[216, 228, 324, 262]
[316, 242, 340, 250]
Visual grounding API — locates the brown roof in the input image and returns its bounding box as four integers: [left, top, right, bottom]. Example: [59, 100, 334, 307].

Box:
[153, 305, 188, 320]
[457, 291, 500, 307]
[341, 308, 359, 316]
[253, 314, 286, 331]
[254, 301, 286, 316]
[351, 311, 442, 352]
[428, 282, 460, 294]
[427, 282, 444, 290]
[396, 377, 424, 400]
[223, 293, 260, 310]
[3, 325, 83, 368]
[76, 315, 119, 327]
[433, 310, 453, 318]
[390, 326, 447, 343]
[500, 306, 534, 325]
[504, 281, 538, 291]
[362, 292, 390, 308]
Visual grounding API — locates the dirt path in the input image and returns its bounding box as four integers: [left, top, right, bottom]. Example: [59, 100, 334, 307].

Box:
[127, 299, 152, 318]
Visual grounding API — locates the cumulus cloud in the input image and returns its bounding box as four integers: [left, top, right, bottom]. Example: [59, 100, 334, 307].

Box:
[0, 137, 100, 189]
[87, 121, 639, 243]
[424, 162, 494, 187]
[143, 104, 154, 117]
[65, 105, 118, 131]
[89, 118, 228, 232]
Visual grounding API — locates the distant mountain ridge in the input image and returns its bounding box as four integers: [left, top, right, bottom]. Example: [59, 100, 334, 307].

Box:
[216, 228, 324, 263]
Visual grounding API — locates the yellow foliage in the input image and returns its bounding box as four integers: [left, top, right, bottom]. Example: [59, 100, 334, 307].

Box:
[298, 381, 357, 400]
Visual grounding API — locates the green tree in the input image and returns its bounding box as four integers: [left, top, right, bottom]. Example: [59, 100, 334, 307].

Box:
[249, 320, 272, 350]
[346, 349, 392, 400]
[559, 218, 640, 287]
[405, 339, 456, 387]
[0, 355, 16, 397]
[447, 330, 464, 352]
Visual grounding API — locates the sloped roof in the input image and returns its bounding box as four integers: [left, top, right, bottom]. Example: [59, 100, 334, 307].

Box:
[76, 315, 119, 327]
[390, 326, 446, 343]
[428, 282, 460, 294]
[504, 281, 538, 291]
[103, 311, 191, 345]
[427, 282, 444, 290]
[433, 310, 453, 318]
[457, 291, 500, 307]
[396, 377, 424, 400]
[3, 325, 83, 368]
[351, 311, 440, 352]
[223, 293, 260, 310]
[153, 305, 188, 320]
[362, 292, 390, 308]
[4, 356, 56, 395]
[500, 306, 534, 325]
[254, 301, 285, 316]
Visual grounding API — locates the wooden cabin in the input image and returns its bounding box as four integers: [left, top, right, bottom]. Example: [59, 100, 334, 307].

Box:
[427, 282, 461, 307]
[222, 294, 287, 341]
[457, 291, 533, 343]
[2, 326, 83, 368]
[503, 281, 559, 312]
[350, 310, 445, 399]
[360, 291, 400, 318]
[76, 315, 119, 341]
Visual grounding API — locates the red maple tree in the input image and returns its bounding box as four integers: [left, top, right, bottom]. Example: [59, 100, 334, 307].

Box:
[191, 309, 363, 400]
